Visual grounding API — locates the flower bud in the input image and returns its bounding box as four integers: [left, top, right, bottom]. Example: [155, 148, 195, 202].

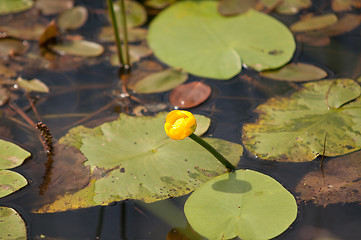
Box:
[164, 110, 197, 140]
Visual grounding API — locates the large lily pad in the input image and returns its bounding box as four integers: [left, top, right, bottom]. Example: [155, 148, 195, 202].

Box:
[0, 207, 27, 240]
[36, 112, 242, 212]
[0, 139, 30, 198]
[148, 1, 295, 80]
[296, 150, 361, 206]
[184, 169, 297, 240]
[242, 79, 361, 162]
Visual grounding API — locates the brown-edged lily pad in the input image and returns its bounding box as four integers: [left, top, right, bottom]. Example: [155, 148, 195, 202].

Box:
[242, 79, 361, 162]
[332, 0, 358, 12]
[57, 6, 88, 31]
[169, 81, 212, 109]
[296, 150, 361, 206]
[98, 26, 147, 42]
[260, 0, 312, 14]
[260, 63, 327, 82]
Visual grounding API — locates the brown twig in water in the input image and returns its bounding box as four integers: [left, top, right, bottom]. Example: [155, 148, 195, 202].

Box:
[320, 132, 327, 171]
[26, 94, 41, 122]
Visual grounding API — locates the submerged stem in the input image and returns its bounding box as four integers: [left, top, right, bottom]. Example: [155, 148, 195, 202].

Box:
[107, 0, 124, 66]
[189, 133, 236, 172]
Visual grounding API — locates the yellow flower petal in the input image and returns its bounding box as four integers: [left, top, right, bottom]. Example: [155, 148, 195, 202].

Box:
[164, 110, 197, 140]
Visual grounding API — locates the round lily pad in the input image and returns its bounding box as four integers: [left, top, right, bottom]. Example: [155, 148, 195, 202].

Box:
[184, 169, 297, 240]
[57, 6, 88, 30]
[0, 207, 26, 240]
[242, 79, 361, 162]
[148, 1, 295, 79]
[0, 139, 30, 169]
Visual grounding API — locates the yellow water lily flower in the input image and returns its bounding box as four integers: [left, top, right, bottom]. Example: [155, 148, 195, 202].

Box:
[164, 110, 197, 140]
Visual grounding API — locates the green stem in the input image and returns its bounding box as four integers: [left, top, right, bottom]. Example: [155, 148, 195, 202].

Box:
[189, 133, 236, 172]
[107, 0, 124, 66]
[119, 0, 130, 67]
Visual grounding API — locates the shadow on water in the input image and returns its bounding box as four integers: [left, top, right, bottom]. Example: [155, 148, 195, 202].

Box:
[211, 172, 252, 194]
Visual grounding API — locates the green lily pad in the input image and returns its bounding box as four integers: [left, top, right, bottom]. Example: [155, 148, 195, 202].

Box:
[50, 40, 104, 57]
[0, 139, 30, 198]
[0, 207, 26, 240]
[0, 0, 34, 15]
[184, 169, 297, 240]
[57, 6, 88, 31]
[290, 14, 338, 33]
[38, 112, 241, 212]
[16, 77, 49, 93]
[242, 79, 361, 162]
[129, 68, 188, 93]
[260, 63, 327, 82]
[148, 1, 295, 80]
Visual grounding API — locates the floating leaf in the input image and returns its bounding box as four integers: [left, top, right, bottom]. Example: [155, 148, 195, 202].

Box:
[38, 112, 242, 212]
[0, 23, 45, 41]
[184, 169, 297, 240]
[169, 81, 212, 108]
[296, 34, 330, 47]
[218, 0, 258, 16]
[98, 26, 147, 42]
[110, 0, 147, 28]
[0, 139, 30, 198]
[242, 79, 361, 162]
[16, 77, 49, 93]
[261, 0, 312, 14]
[260, 63, 327, 82]
[35, 0, 74, 15]
[290, 14, 338, 33]
[0, 38, 30, 57]
[0, 207, 27, 240]
[148, 1, 295, 79]
[57, 6, 88, 31]
[50, 40, 104, 57]
[296, 150, 361, 206]
[0, 0, 34, 15]
[332, 0, 355, 12]
[130, 68, 188, 93]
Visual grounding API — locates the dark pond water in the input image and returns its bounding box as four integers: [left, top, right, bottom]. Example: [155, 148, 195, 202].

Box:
[1, 0, 361, 239]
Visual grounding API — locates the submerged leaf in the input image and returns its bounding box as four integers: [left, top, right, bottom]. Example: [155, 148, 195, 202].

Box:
[16, 77, 49, 93]
[40, 112, 242, 212]
[57, 6, 88, 31]
[296, 150, 361, 206]
[36, 0, 73, 15]
[148, 1, 295, 79]
[0, 0, 34, 15]
[290, 14, 338, 33]
[242, 79, 361, 162]
[0, 38, 30, 57]
[260, 63, 327, 82]
[184, 169, 297, 240]
[169, 81, 212, 108]
[130, 68, 188, 93]
[0, 207, 27, 240]
[50, 40, 104, 57]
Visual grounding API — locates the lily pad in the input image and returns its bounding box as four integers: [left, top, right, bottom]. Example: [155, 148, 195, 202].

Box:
[38, 112, 242, 212]
[98, 26, 147, 42]
[57, 6, 88, 31]
[16, 77, 49, 93]
[260, 63, 327, 82]
[290, 14, 338, 33]
[242, 79, 361, 162]
[296, 150, 361, 206]
[0, 0, 34, 15]
[0, 139, 30, 198]
[184, 169, 297, 240]
[218, 0, 258, 16]
[0, 207, 27, 240]
[35, 0, 73, 15]
[129, 68, 188, 93]
[145, 0, 175, 9]
[50, 40, 104, 57]
[148, 1, 295, 79]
